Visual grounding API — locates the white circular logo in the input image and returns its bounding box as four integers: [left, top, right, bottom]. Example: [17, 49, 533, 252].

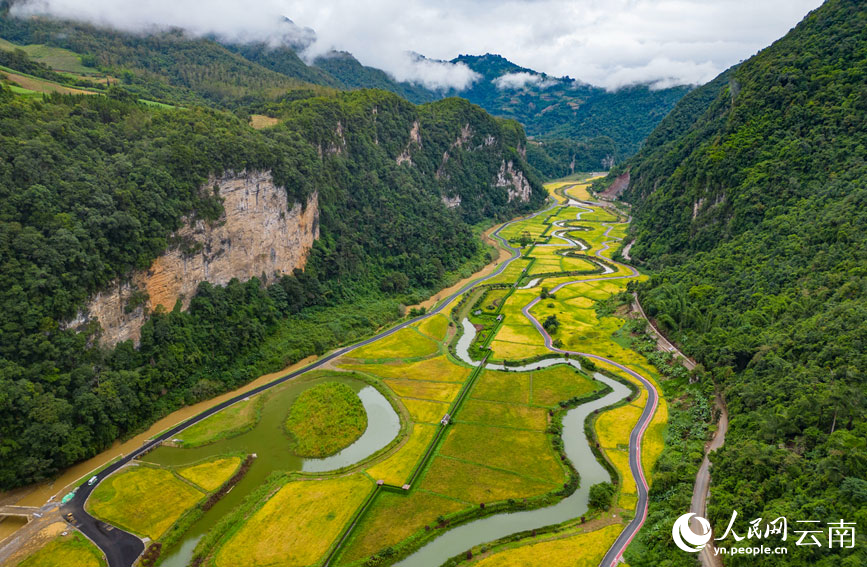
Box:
[672, 513, 712, 552]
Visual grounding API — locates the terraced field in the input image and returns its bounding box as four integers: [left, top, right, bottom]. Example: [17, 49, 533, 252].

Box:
[14, 532, 106, 567]
[56, 179, 672, 567]
[325, 179, 669, 567]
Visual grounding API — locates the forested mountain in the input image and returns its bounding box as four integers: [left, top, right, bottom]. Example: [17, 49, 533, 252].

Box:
[448, 54, 690, 156]
[0, 13, 324, 106]
[225, 43, 439, 104]
[311, 51, 439, 104]
[599, 1, 867, 564]
[0, 32, 543, 490]
[224, 42, 343, 90]
[0, 5, 688, 175]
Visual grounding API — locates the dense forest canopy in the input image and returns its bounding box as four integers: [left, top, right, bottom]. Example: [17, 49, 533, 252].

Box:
[601, 1, 867, 565]
[0, 58, 544, 489]
[0, 7, 687, 176]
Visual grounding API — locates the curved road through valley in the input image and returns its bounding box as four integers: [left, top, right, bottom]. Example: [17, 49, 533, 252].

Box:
[62, 200, 563, 567]
[517, 198, 659, 567]
[64, 194, 658, 567]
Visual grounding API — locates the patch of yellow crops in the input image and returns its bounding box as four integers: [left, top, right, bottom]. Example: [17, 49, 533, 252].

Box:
[341, 355, 470, 383]
[472, 524, 623, 567]
[350, 328, 439, 360]
[177, 456, 241, 492]
[88, 466, 202, 539]
[367, 424, 437, 485]
[642, 398, 669, 485]
[414, 313, 450, 341]
[382, 379, 462, 402]
[401, 398, 450, 423]
[214, 475, 373, 567]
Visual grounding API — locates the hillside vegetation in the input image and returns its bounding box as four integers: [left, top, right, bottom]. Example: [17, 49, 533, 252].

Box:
[601, 1, 867, 565]
[0, 62, 543, 489]
[0, 9, 686, 173]
[447, 54, 690, 173]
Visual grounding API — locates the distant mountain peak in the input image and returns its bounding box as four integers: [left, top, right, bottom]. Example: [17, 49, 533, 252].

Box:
[277, 16, 317, 51]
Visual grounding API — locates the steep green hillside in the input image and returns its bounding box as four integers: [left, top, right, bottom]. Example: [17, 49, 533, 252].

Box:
[0, 81, 542, 489]
[224, 42, 342, 89]
[0, 14, 318, 105]
[312, 51, 439, 104]
[525, 136, 618, 178]
[604, 1, 867, 565]
[0, 9, 686, 172]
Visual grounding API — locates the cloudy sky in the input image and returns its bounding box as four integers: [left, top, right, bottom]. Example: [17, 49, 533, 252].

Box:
[14, 0, 824, 90]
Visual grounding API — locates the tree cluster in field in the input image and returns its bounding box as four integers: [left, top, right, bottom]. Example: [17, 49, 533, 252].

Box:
[588, 481, 615, 510]
[285, 382, 367, 458]
[0, 78, 544, 488]
[607, 2, 867, 565]
[139, 542, 162, 567]
[201, 455, 255, 512]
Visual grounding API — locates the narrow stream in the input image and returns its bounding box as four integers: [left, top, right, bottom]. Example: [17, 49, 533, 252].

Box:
[395, 372, 629, 566]
[142, 375, 400, 567]
[421, 318, 632, 566]
[145, 200, 627, 567]
[456, 318, 584, 372]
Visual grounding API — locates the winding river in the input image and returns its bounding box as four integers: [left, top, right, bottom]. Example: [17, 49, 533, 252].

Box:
[43, 190, 656, 567]
[142, 375, 400, 567]
[395, 372, 629, 567]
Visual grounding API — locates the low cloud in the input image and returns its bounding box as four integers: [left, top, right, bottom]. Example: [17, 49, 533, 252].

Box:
[388, 54, 480, 91]
[493, 72, 560, 90]
[12, 0, 306, 45]
[11, 0, 824, 91]
[594, 58, 723, 91]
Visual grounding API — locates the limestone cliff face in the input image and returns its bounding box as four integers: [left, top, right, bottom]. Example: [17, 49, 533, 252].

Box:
[396, 120, 421, 166]
[79, 171, 319, 347]
[496, 160, 532, 203]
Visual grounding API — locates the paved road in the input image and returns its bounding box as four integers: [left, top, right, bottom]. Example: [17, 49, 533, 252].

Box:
[632, 292, 696, 371]
[691, 395, 729, 567]
[62, 199, 561, 567]
[62, 195, 660, 567]
[515, 203, 659, 567]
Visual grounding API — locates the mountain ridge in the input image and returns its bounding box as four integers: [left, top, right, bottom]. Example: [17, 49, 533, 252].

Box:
[0, 8, 690, 172]
[597, 1, 867, 565]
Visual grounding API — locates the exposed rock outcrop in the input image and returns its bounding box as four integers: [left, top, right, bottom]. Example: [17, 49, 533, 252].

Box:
[599, 171, 630, 200]
[396, 120, 421, 165]
[692, 193, 726, 220]
[75, 171, 319, 347]
[325, 121, 347, 156]
[442, 195, 462, 208]
[436, 123, 474, 179]
[495, 160, 532, 202]
[692, 197, 706, 219]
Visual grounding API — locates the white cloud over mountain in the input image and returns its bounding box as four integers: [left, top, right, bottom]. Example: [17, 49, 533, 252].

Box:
[13, 0, 823, 90]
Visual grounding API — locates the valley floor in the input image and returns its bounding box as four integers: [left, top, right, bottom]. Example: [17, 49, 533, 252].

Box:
[3, 179, 676, 567]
